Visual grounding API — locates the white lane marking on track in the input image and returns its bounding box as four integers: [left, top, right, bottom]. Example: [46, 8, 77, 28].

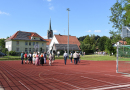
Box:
[91, 84, 130, 90]
[53, 78, 80, 89]
[19, 81, 30, 90]
[0, 66, 14, 77]
[81, 76, 117, 85]
[0, 86, 4, 90]
[0, 71, 11, 82]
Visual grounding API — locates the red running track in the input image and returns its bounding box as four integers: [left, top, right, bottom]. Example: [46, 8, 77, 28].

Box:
[0, 60, 130, 90]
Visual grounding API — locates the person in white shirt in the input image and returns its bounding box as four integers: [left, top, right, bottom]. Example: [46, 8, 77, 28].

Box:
[63, 51, 68, 65]
[73, 51, 78, 64]
[33, 52, 36, 65]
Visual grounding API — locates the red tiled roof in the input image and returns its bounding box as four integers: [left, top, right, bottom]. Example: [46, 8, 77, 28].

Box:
[45, 39, 52, 45]
[7, 31, 19, 40]
[55, 35, 80, 46]
[119, 40, 127, 45]
[6, 31, 46, 41]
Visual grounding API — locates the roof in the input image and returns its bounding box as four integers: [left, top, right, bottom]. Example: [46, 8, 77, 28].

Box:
[6, 31, 47, 42]
[55, 34, 80, 46]
[53, 44, 81, 51]
[119, 40, 127, 45]
[45, 39, 52, 45]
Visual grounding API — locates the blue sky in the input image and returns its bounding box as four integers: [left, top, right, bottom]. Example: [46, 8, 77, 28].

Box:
[0, 0, 116, 39]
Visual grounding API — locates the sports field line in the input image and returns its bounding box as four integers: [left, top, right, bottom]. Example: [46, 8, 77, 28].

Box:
[0, 86, 4, 90]
[0, 66, 14, 77]
[19, 81, 30, 90]
[53, 78, 81, 89]
[0, 70, 11, 82]
[81, 76, 118, 85]
[91, 84, 130, 90]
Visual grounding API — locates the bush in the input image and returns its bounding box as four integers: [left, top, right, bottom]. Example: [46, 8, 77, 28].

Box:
[2, 48, 8, 54]
[84, 50, 94, 55]
[9, 51, 16, 56]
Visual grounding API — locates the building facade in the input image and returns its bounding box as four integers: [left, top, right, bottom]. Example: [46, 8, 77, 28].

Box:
[5, 31, 47, 53]
[48, 34, 81, 53]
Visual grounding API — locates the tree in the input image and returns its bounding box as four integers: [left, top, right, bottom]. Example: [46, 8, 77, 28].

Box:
[110, 31, 122, 43]
[98, 36, 109, 51]
[2, 48, 8, 54]
[0, 39, 5, 49]
[125, 37, 130, 45]
[109, 0, 130, 43]
[109, 0, 124, 32]
[78, 36, 87, 41]
[123, 0, 130, 26]
[105, 39, 113, 55]
[83, 35, 90, 44]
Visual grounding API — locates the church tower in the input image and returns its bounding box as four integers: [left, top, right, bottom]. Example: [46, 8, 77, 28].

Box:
[47, 18, 53, 39]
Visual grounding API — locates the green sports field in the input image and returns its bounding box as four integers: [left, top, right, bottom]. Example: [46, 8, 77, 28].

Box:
[0, 54, 130, 61]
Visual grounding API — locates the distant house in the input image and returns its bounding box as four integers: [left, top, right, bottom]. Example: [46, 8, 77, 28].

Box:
[113, 40, 127, 47]
[5, 31, 47, 53]
[48, 34, 81, 53]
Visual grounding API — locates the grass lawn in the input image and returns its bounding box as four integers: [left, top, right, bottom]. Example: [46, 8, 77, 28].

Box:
[0, 54, 130, 61]
[0, 56, 21, 60]
[80, 55, 130, 61]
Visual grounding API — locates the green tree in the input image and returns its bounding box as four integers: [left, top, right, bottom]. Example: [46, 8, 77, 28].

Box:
[92, 44, 96, 52]
[109, 0, 124, 32]
[78, 36, 87, 41]
[105, 39, 113, 55]
[2, 48, 8, 54]
[83, 35, 90, 44]
[0, 39, 5, 49]
[98, 36, 109, 51]
[123, 0, 130, 26]
[110, 31, 122, 43]
[90, 34, 95, 45]
[9, 51, 16, 56]
[125, 37, 130, 45]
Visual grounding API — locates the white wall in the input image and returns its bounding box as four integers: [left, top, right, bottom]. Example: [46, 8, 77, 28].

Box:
[6, 40, 46, 53]
[49, 35, 59, 51]
[5, 41, 12, 51]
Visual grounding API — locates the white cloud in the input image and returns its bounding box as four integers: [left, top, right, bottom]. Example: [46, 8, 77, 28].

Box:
[94, 30, 101, 32]
[42, 36, 47, 39]
[47, 0, 51, 2]
[86, 30, 91, 32]
[53, 30, 60, 34]
[0, 11, 9, 15]
[53, 30, 58, 33]
[49, 6, 54, 10]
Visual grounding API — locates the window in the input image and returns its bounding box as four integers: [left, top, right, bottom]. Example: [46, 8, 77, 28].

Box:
[33, 48, 35, 52]
[36, 42, 38, 45]
[33, 42, 35, 46]
[42, 43, 44, 46]
[29, 48, 31, 52]
[36, 48, 38, 52]
[29, 42, 31, 46]
[16, 41, 19, 45]
[16, 48, 19, 51]
[25, 42, 28, 45]
[25, 48, 28, 52]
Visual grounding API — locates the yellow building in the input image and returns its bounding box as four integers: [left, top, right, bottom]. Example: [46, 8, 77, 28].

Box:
[5, 31, 47, 53]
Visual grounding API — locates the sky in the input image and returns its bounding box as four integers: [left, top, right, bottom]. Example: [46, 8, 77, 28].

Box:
[0, 0, 116, 39]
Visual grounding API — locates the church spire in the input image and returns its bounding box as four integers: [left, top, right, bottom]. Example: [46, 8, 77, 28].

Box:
[47, 18, 53, 39]
[49, 18, 52, 30]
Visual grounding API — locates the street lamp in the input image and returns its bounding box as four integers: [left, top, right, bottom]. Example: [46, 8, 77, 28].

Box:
[67, 8, 70, 58]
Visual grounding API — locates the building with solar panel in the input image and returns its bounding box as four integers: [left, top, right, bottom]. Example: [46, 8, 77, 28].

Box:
[5, 31, 48, 53]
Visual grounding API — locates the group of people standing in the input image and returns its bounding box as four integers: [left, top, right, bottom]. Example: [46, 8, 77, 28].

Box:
[21, 51, 81, 66]
[63, 51, 81, 65]
[21, 52, 55, 66]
